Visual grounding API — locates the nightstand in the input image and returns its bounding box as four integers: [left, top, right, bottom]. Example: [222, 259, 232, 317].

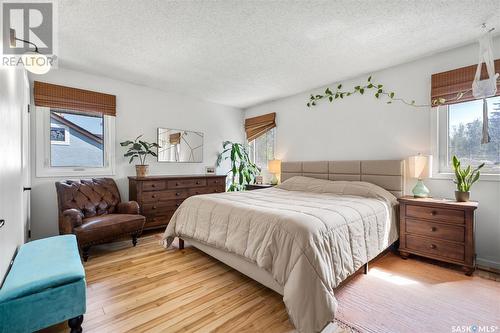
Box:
[398, 196, 478, 276]
[245, 184, 275, 191]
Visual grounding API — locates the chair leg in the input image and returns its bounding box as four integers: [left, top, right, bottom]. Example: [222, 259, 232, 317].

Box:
[132, 234, 138, 247]
[82, 246, 90, 262]
[68, 315, 83, 333]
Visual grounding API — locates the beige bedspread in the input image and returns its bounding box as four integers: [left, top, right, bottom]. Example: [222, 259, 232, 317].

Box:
[162, 177, 398, 333]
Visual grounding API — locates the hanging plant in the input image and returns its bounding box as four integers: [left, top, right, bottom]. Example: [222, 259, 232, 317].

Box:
[306, 75, 475, 108]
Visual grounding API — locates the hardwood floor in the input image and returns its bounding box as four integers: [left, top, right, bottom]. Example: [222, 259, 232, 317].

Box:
[41, 233, 499, 333]
[42, 233, 294, 333]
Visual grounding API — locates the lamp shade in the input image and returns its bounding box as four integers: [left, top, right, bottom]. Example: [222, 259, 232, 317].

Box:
[268, 159, 281, 174]
[408, 155, 431, 179]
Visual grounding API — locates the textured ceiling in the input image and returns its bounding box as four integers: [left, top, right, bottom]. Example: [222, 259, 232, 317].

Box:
[57, 0, 500, 108]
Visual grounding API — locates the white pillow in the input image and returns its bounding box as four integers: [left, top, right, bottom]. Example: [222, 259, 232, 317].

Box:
[277, 176, 397, 204]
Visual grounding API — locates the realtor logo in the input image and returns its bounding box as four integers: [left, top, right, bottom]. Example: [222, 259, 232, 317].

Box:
[1, 0, 57, 73]
[2, 1, 53, 55]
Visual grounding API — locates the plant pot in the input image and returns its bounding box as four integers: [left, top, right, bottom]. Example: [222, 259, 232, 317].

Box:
[455, 191, 470, 202]
[136, 165, 149, 178]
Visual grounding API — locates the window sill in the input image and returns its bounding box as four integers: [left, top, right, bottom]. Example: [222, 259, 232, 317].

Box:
[35, 167, 115, 178]
[430, 173, 500, 182]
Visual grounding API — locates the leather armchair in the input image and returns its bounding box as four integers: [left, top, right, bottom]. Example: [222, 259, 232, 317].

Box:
[55, 178, 146, 261]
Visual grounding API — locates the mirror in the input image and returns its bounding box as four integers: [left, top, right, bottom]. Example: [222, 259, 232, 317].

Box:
[157, 128, 204, 162]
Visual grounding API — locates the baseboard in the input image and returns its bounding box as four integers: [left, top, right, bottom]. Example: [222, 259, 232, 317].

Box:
[476, 257, 500, 271]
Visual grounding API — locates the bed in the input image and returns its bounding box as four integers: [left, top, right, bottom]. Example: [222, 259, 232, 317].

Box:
[162, 160, 405, 333]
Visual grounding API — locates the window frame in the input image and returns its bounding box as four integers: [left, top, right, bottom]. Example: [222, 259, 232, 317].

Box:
[248, 127, 276, 171]
[430, 104, 500, 181]
[35, 106, 115, 177]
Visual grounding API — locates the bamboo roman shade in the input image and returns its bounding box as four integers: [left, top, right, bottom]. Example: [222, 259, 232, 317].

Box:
[245, 112, 276, 141]
[34, 81, 116, 116]
[431, 59, 500, 106]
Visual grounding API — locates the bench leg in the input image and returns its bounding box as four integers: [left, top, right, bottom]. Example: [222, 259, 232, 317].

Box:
[82, 246, 90, 262]
[132, 233, 138, 247]
[68, 315, 83, 333]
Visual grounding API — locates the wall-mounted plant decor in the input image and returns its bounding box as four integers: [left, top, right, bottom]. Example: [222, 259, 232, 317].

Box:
[306, 76, 469, 108]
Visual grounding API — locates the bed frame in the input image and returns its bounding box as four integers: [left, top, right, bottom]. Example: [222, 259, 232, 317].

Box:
[179, 159, 405, 330]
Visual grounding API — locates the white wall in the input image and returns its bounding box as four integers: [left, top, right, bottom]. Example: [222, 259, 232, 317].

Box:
[0, 68, 29, 282]
[30, 68, 244, 240]
[245, 38, 500, 269]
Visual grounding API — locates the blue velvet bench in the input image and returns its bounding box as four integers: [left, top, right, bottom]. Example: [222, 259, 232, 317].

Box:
[0, 235, 86, 333]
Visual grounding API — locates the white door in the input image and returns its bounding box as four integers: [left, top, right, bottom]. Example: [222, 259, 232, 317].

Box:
[21, 104, 31, 242]
[0, 68, 29, 283]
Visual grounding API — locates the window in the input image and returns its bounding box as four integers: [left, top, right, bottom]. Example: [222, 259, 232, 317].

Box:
[435, 96, 500, 176]
[248, 127, 275, 169]
[36, 107, 115, 177]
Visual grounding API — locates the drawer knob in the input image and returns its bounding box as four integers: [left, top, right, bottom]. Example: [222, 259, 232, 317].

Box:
[196, 181, 200, 184]
[176, 182, 179, 186]
[176, 192, 180, 196]
[430, 211, 437, 216]
[195, 191, 199, 194]
[152, 194, 157, 198]
[215, 180, 218, 183]
[176, 203, 180, 207]
[152, 206, 156, 209]
[429, 244, 436, 249]
[431, 227, 437, 232]
[152, 184, 156, 187]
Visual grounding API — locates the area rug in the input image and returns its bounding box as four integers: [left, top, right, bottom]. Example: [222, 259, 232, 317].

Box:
[333, 253, 500, 333]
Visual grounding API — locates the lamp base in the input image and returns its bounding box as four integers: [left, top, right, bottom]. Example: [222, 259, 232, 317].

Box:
[270, 174, 278, 185]
[412, 179, 430, 198]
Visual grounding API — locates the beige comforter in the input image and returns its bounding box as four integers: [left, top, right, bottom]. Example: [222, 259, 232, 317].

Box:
[162, 176, 398, 333]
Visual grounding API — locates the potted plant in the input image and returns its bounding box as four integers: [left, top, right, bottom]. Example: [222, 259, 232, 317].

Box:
[216, 141, 261, 191]
[451, 155, 484, 202]
[120, 135, 159, 177]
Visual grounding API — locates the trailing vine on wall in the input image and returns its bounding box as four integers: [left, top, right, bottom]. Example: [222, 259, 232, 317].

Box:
[306, 75, 472, 108]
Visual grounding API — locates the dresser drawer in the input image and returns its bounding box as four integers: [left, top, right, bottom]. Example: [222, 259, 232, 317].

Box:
[210, 186, 225, 193]
[406, 219, 464, 242]
[405, 235, 464, 262]
[141, 191, 161, 203]
[159, 190, 190, 201]
[406, 204, 465, 224]
[146, 215, 172, 228]
[188, 186, 225, 196]
[167, 178, 207, 189]
[207, 178, 225, 186]
[142, 200, 183, 215]
[142, 180, 166, 191]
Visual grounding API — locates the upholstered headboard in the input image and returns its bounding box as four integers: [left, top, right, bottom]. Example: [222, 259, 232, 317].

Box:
[281, 160, 406, 197]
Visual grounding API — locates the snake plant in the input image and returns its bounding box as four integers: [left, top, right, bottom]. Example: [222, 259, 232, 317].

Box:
[216, 141, 261, 191]
[452, 155, 484, 192]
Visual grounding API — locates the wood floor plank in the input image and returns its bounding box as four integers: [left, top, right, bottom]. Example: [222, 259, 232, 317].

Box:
[40, 233, 499, 333]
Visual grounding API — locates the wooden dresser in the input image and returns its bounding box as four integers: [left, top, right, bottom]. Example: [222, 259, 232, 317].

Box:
[398, 196, 478, 275]
[129, 175, 226, 230]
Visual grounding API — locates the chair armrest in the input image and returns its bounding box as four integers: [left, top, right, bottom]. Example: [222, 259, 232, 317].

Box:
[61, 209, 83, 234]
[117, 201, 140, 215]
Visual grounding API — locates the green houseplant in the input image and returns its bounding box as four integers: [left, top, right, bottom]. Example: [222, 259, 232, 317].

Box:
[451, 155, 484, 202]
[120, 135, 159, 177]
[216, 141, 261, 191]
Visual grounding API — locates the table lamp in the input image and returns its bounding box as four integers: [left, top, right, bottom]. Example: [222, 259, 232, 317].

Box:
[268, 159, 281, 185]
[408, 154, 431, 198]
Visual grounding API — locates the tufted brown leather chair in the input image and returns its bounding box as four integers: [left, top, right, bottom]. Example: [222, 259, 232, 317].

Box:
[55, 178, 146, 261]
